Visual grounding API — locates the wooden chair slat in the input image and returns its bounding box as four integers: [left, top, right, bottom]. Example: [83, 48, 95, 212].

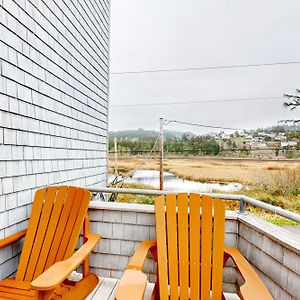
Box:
[55, 187, 84, 261]
[212, 199, 225, 300]
[33, 186, 68, 278]
[166, 194, 179, 300]
[64, 190, 91, 259]
[177, 193, 189, 300]
[200, 195, 213, 300]
[44, 186, 77, 269]
[189, 193, 201, 300]
[25, 187, 58, 281]
[16, 188, 46, 281]
[155, 195, 169, 300]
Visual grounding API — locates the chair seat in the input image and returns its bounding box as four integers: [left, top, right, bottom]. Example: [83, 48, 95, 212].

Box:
[0, 278, 93, 300]
[0, 278, 38, 300]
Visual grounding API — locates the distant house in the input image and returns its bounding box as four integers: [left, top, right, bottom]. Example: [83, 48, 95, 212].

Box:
[244, 134, 253, 141]
[281, 141, 297, 148]
[274, 133, 287, 141]
[250, 142, 268, 149]
[221, 133, 231, 140]
[237, 142, 250, 150]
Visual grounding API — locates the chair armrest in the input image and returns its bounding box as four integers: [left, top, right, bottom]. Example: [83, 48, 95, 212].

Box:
[115, 240, 156, 300]
[31, 233, 101, 290]
[115, 269, 147, 300]
[224, 246, 273, 300]
[0, 229, 27, 248]
[127, 240, 157, 271]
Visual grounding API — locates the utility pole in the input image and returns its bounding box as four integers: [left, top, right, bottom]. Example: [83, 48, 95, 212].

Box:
[114, 137, 118, 177]
[159, 117, 164, 190]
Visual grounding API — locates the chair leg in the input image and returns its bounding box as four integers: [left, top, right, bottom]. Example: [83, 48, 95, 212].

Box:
[151, 282, 160, 300]
[37, 289, 56, 300]
[151, 263, 159, 299]
[150, 247, 159, 299]
[60, 273, 99, 300]
[223, 252, 230, 267]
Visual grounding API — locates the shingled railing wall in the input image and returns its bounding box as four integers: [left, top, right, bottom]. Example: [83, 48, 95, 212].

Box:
[88, 201, 300, 299]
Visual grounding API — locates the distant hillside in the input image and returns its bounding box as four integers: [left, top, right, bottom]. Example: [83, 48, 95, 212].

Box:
[109, 128, 195, 141]
[109, 125, 300, 142]
[252, 125, 300, 133]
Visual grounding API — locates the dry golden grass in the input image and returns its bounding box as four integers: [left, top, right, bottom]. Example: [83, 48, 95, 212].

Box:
[109, 157, 300, 185]
[109, 157, 300, 223]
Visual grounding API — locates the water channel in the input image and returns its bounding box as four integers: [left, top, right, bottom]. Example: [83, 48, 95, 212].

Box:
[109, 170, 300, 235]
[112, 170, 243, 193]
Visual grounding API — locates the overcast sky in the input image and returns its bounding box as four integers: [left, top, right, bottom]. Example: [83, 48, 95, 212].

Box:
[108, 0, 300, 134]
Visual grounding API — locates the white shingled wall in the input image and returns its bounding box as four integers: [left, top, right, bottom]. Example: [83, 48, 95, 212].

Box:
[0, 0, 110, 278]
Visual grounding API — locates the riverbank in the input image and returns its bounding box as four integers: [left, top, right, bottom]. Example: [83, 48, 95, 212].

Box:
[109, 157, 300, 185]
[108, 157, 300, 225]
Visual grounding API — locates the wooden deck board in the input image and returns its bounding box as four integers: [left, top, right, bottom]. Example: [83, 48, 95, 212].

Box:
[85, 277, 104, 300]
[90, 277, 118, 300]
[87, 277, 239, 300]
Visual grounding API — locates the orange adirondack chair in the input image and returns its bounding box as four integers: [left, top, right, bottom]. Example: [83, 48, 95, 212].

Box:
[0, 186, 101, 300]
[116, 194, 273, 300]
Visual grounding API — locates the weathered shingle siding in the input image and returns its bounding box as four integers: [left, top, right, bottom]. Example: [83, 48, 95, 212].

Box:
[0, 0, 110, 277]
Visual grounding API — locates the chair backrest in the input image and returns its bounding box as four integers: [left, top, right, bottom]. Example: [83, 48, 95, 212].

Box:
[155, 193, 225, 300]
[16, 186, 91, 282]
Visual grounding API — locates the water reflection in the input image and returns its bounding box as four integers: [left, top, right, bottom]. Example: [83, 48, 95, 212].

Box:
[112, 170, 243, 193]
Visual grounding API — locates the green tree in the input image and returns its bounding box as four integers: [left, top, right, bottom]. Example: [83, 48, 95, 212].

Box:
[264, 136, 272, 141]
[201, 141, 220, 155]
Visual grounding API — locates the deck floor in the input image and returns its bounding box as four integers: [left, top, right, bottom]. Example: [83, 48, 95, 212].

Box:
[85, 277, 118, 300]
[85, 277, 154, 300]
[85, 277, 240, 300]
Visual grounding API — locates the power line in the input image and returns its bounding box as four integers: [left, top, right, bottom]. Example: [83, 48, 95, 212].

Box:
[111, 61, 300, 75]
[164, 119, 245, 131]
[111, 96, 283, 108]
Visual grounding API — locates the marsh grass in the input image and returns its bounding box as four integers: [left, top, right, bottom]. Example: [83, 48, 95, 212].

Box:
[111, 183, 155, 204]
[108, 158, 300, 223]
[247, 206, 299, 226]
[109, 157, 299, 185]
[256, 167, 300, 197]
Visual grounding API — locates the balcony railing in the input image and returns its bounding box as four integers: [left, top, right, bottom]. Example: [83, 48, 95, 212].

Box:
[86, 188, 300, 299]
[90, 187, 300, 223]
